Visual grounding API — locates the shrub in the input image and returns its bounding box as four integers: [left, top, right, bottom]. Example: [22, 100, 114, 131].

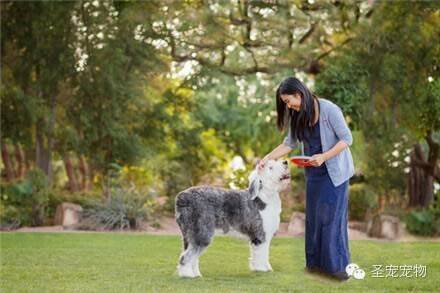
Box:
[405, 193, 440, 236]
[0, 168, 50, 228]
[80, 185, 155, 230]
[226, 168, 250, 190]
[348, 183, 378, 221]
[46, 189, 102, 224]
[0, 202, 24, 230]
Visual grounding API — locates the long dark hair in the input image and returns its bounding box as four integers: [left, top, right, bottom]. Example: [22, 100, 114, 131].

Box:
[275, 77, 318, 142]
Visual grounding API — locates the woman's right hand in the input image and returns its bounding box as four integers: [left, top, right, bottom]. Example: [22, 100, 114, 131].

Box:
[257, 156, 269, 170]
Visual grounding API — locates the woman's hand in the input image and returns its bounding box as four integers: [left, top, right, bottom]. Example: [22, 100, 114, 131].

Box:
[309, 154, 327, 167]
[257, 156, 270, 170]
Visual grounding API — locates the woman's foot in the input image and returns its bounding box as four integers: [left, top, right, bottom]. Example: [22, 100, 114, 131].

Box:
[305, 266, 321, 273]
[331, 271, 350, 281]
[305, 267, 350, 282]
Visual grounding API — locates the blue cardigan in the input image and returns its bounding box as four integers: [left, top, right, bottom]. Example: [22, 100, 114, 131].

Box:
[283, 98, 355, 187]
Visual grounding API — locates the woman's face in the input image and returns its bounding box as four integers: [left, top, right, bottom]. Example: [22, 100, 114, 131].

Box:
[280, 93, 302, 111]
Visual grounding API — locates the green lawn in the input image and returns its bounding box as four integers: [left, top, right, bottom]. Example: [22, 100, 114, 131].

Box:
[1, 233, 439, 292]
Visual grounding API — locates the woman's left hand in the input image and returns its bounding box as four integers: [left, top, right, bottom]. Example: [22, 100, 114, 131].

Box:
[309, 154, 327, 167]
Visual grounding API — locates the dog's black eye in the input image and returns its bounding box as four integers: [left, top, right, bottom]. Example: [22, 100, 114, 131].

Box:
[269, 167, 273, 170]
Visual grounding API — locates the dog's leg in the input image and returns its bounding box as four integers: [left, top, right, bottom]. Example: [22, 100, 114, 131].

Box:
[177, 245, 198, 278]
[264, 237, 273, 271]
[249, 239, 272, 272]
[188, 216, 214, 277]
[192, 258, 201, 277]
[191, 250, 204, 277]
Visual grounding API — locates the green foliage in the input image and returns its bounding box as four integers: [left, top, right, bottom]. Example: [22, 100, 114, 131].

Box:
[66, 0, 166, 171]
[0, 202, 24, 230]
[420, 78, 440, 134]
[314, 51, 370, 130]
[226, 167, 251, 190]
[348, 183, 377, 221]
[405, 209, 440, 237]
[1, 1, 76, 150]
[41, 162, 160, 230]
[193, 73, 285, 158]
[80, 185, 155, 230]
[46, 189, 102, 223]
[0, 168, 51, 228]
[76, 163, 158, 230]
[2, 0, 438, 226]
[405, 193, 440, 236]
[354, 1, 440, 140]
[362, 129, 411, 196]
[316, 1, 439, 202]
[146, 0, 370, 76]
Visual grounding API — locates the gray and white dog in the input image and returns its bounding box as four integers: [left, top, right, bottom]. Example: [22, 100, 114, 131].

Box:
[175, 159, 290, 278]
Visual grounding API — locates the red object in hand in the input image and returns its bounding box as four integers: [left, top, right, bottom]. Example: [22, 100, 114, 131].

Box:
[290, 156, 313, 167]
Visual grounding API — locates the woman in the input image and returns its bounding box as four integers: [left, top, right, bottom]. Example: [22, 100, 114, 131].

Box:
[258, 77, 355, 281]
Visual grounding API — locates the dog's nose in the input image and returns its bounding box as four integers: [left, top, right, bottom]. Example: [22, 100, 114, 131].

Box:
[283, 160, 288, 165]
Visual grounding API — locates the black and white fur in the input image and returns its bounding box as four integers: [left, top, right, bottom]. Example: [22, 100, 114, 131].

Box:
[175, 159, 290, 278]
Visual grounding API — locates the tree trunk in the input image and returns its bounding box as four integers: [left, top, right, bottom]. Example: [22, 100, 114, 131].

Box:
[14, 143, 26, 179]
[46, 94, 56, 184]
[1, 143, 15, 182]
[64, 153, 79, 193]
[35, 120, 51, 181]
[31, 203, 45, 226]
[35, 94, 57, 185]
[78, 155, 90, 191]
[408, 143, 434, 208]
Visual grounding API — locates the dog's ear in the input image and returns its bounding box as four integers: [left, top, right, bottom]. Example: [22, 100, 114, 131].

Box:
[248, 171, 263, 200]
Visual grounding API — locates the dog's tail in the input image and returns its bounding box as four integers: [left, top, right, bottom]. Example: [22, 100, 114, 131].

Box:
[175, 191, 191, 226]
[175, 213, 189, 250]
[175, 191, 192, 209]
[175, 191, 192, 251]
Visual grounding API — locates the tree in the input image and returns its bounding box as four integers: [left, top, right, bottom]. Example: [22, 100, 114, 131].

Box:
[316, 1, 440, 207]
[1, 1, 77, 184]
[146, 0, 374, 76]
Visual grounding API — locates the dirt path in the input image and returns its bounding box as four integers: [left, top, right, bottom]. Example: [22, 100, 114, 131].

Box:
[11, 217, 440, 242]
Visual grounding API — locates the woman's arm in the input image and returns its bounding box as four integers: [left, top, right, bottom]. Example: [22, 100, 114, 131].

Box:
[264, 143, 293, 160]
[310, 104, 352, 167]
[258, 143, 292, 169]
[309, 140, 348, 167]
[323, 141, 349, 160]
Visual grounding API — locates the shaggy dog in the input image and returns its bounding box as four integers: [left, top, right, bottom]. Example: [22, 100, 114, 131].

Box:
[175, 159, 290, 278]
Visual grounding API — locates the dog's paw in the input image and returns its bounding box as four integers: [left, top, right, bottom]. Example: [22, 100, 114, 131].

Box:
[251, 267, 273, 272]
[177, 265, 198, 278]
[192, 266, 202, 278]
[250, 263, 273, 272]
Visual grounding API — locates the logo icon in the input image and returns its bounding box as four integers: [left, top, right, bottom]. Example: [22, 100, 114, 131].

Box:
[346, 263, 365, 280]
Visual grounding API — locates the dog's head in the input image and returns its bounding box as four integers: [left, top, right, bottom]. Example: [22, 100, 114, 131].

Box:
[248, 159, 290, 199]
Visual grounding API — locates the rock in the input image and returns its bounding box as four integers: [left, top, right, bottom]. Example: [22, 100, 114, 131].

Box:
[287, 212, 305, 236]
[348, 228, 370, 240]
[54, 202, 83, 227]
[367, 214, 401, 240]
[348, 221, 368, 232]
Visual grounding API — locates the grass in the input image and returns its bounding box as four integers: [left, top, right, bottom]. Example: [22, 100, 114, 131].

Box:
[1, 233, 439, 292]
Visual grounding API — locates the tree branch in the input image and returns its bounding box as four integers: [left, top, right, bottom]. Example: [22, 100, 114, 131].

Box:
[298, 22, 317, 44]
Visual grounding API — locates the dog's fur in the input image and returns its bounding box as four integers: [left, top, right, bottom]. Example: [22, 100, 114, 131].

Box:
[175, 159, 290, 277]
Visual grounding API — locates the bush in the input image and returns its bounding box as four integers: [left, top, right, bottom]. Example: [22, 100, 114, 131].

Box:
[0, 202, 24, 230]
[226, 167, 250, 190]
[0, 168, 51, 228]
[80, 185, 155, 230]
[405, 193, 440, 236]
[46, 189, 102, 224]
[348, 183, 378, 221]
